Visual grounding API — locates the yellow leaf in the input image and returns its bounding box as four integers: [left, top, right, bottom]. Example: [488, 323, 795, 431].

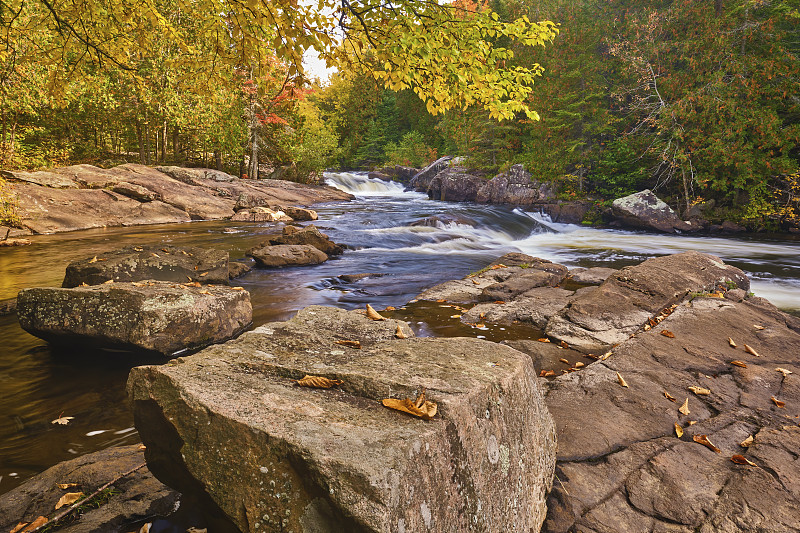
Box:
[689, 386, 711, 396]
[679, 398, 690, 415]
[775, 367, 793, 377]
[740, 435, 754, 448]
[51, 416, 74, 425]
[57, 483, 79, 489]
[365, 304, 385, 321]
[55, 492, 84, 510]
[88, 255, 98, 264]
[382, 391, 437, 420]
[334, 340, 361, 349]
[616, 372, 628, 388]
[674, 423, 684, 438]
[296, 375, 342, 389]
[728, 337, 737, 348]
[395, 325, 407, 339]
[743, 344, 761, 357]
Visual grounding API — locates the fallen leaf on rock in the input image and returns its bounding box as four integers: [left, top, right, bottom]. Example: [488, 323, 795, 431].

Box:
[133, 247, 143, 252]
[494, 300, 506, 305]
[693, 434, 721, 453]
[57, 483, 79, 489]
[675, 423, 684, 438]
[575, 362, 585, 368]
[679, 398, 690, 415]
[475, 323, 486, 329]
[660, 330, 675, 338]
[600, 351, 613, 361]
[232, 287, 245, 291]
[199, 290, 211, 295]
[450, 314, 462, 319]
[382, 391, 437, 420]
[740, 435, 754, 448]
[538, 338, 550, 343]
[754, 324, 765, 330]
[776, 367, 793, 377]
[185, 281, 202, 287]
[55, 492, 84, 510]
[643, 324, 651, 331]
[79, 282, 89, 287]
[731, 360, 748, 368]
[743, 344, 761, 357]
[151, 253, 159, 258]
[436, 299, 446, 303]
[472, 279, 480, 285]
[688, 420, 697, 426]
[51, 415, 74, 425]
[689, 386, 711, 396]
[731, 455, 758, 467]
[138, 523, 152, 533]
[138, 444, 147, 451]
[10, 516, 48, 533]
[771, 396, 786, 408]
[199, 272, 208, 277]
[559, 358, 569, 364]
[384, 306, 396, 312]
[365, 304, 385, 321]
[88, 255, 98, 264]
[335, 340, 361, 349]
[539, 370, 556, 377]
[478, 312, 486, 320]
[296, 375, 343, 389]
[186, 276, 193, 282]
[648, 318, 658, 327]
[728, 337, 737, 348]
[664, 391, 677, 402]
[560, 341, 569, 349]
[395, 325, 407, 339]
[617, 372, 628, 388]
[103, 279, 114, 284]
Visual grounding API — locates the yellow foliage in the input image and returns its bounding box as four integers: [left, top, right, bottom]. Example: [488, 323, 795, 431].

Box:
[0, 177, 21, 227]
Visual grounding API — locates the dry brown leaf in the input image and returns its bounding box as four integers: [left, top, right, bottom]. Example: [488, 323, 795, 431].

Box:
[57, 483, 79, 489]
[731, 455, 758, 467]
[728, 337, 737, 348]
[689, 386, 711, 396]
[649, 318, 658, 327]
[436, 299, 446, 303]
[161, 248, 169, 253]
[295, 375, 343, 389]
[365, 304, 385, 321]
[643, 324, 651, 331]
[600, 351, 613, 361]
[185, 281, 202, 287]
[754, 324, 765, 330]
[575, 362, 585, 368]
[472, 279, 480, 285]
[138, 523, 152, 533]
[679, 398, 690, 415]
[688, 420, 697, 426]
[585, 353, 599, 360]
[51, 416, 74, 425]
[335, 340, 361, 349]
[494, 300, 506, 305]
[740, 435, 754, 448]
[138, 444, 147, 451]
[55, 492, 84, 510]
[133, 247, 143, 252]
[539, 370, 556, 377]
[776, 367, 793, 377]
[384, 306, 396, 311]
[664, 391, 677, 402]
[743, 344, 761, 357]
[88, 255, 98, 264]
[731, 360, 748, 368]
[538, 338, 550, 343]
[232, 287, 245, 291]
[199, 290, 211, 295]
[199, 272, 208, 277]
[674, 423, 684, 438]
[10, 516, 48, 533]
[617, 372, 629, 388]
[395, 325, 407, 339]
[559, 358, 569, 364]
[450, 314, 462, 319]
[693, 434, 721, 453]
[559, 341, 569, 349]
[103, 279, 114, 284]
[382, 392, 437, 420]
[771, 396, 786, 408]
[660, 330, 675, 338]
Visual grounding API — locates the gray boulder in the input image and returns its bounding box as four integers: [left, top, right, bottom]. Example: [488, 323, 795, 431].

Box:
[611, 189, 696, 233]
[266, 224, 344, 256]
[462, 287, 576, 329]
[427, 166, 485, 202]
[476, 164, 559, 205]
[279, 205, 318, 221]
[17, 282, 252, 356]
[408, 156, 455, 192]
[567, 267, 618, 285]
[63, 245, 230, 287]
[247, 244, 328, 267]
[128, 306, 556, 533]
[230, 206, 293, 222]
[228, 261, 252, 279]
[545, 251, 750, 353]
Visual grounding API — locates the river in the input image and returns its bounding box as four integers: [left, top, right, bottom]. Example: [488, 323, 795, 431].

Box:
[1, 171, 799, 494]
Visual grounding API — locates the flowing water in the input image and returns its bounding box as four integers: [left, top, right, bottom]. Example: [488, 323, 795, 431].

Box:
[1, 171, 799, 495]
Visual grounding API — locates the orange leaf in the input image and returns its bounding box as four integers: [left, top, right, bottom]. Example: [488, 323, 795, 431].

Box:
[559, 358, 569, 364]
[675, 423, 684, 438]
[771, 396, 786, 408]
[539, 370, 556, 377]
[382, 392, 437, 420]
[559, 341, 569, 349]
[731, 454, 758, 467]
[664, 391, 677, 402]
[55, 492, 84, 510]
[395, 325, 408, 339]
[743, 344, 761, 357]
[537, 338, 550, 343]
[365, 304, 385, 321]
[295, 375, 343, 389]
[10, 516, 48, 533]
[693, 434, 721, 453]
[731, 360, 748, 368]
[660, 330, 675, 338]
[334, 340, 361, 349]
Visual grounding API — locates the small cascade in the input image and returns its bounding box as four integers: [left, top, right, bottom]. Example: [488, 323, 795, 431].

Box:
[324, 171, 408, 196]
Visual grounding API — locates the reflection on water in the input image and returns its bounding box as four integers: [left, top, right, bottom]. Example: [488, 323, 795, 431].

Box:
[1, 171, 799, 493]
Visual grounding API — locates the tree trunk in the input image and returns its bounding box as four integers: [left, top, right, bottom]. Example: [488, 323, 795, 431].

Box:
[214, 150, 222, 170]
[161, 121, 167, 163]
[136, 122, 145, 163]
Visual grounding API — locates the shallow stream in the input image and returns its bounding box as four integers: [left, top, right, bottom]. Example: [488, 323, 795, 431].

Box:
[1, 172, 798, 494]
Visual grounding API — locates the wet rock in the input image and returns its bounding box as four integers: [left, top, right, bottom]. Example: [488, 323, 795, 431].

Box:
[230, 206, 292, 222]
[567, 267, 617, 285]
[111, 181, 158, 202]
[17, 282, 252, 356]
[228, 261, 252, 279]
[480, 261, 568, 302]
[545, 251, 750, 353]
[379, 165, 418, 183]
[367, 171, 393, 181]
[266, 224, 344, 256]
[611, 189, 696, 233]
[721, 220, 746, 233]
[537, 201, 592, 225]
[427, 166, 486, 202]
[541, 294, 800, 533]
[0, 237, 31, 247]
[128, 306, 556, 533]
[502, 339, 586, 374]
[247, 244, 328, 267]
[337, 273, 384, 283]
[409, 214, 477, 227]
[0, 445, 180, 533]
[0, 297, 16, 316]
[408, 156, 455, 192]
[462, 287, 575, 329]
[62, 245, 230, 287]
[476, 164, 558, 205]
[279, 205, 318, 221]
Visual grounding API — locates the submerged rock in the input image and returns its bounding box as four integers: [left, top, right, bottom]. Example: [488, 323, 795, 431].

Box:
[62, 245, 230, 287]
[128, 306, 556, 533]
[247, 243, 328, 267]
[228, 261, 252, 279]
[0, 445, 180, 533]
[17, 282, 252, 356]
[611, 189, 696, 233]
[267, 224, 344, 256]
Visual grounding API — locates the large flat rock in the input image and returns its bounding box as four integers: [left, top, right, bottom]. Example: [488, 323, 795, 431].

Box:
[18, 282, 252, 356]
[128, 306, 556, 533]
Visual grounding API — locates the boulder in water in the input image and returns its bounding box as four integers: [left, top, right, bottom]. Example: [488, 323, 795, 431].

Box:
[62, 245, 230, 287]
[17, 282, 252, 356]
[427, 166, 486, 202]
[266, 224, 344, 256]
[247, 244, 328, 267]
[611, 189, 696, 233]
[278, 205, 318, 221]
[476, 164, 559, 205]
[408, 156, 456, 192]
[409, 214, 477, 227]
[230, 206, 292, 222]
[228, 261, 252, 279]
[127, 306, 556, 533]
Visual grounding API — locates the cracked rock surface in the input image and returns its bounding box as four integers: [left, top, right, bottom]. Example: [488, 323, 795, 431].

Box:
[127, 306, 557, 533]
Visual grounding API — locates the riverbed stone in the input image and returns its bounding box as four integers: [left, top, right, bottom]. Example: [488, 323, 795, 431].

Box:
[541, 294, 800, 533]
[128, 306, 556, 533]
[17, 282, 252, 356]
[480, 261, 569, 302]
[476, 164, 559, 205]
[230, 206, 293, 222]
[462, 287, 575, 329]
[279, 205, 318, 221]
[611, 189, 696, 233]
[427, 166, 486, 202]
[62, 244, 230, 287]
[567, 267, 617, 285]
[408, 156, 455, 192]
[228, 261, 252, 279]
[247, 244, 328, 267]
[0, 445, 180, 533]
[112, 181, 158, 202]
[266, 224, 344, 256]
[545, 251, 750, 353]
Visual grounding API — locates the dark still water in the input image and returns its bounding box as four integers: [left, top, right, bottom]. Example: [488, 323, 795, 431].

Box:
[1, 172, 799, 493]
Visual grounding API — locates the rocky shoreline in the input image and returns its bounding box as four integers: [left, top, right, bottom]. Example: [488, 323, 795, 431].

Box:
[3, 249, 797, 532]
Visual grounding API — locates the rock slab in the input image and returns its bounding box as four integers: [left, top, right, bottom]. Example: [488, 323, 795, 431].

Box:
[128, 306, 556, 533]
[248, 244, 328, 267]
[17, 282, 252, 356]
[611, 189, 695, 233]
